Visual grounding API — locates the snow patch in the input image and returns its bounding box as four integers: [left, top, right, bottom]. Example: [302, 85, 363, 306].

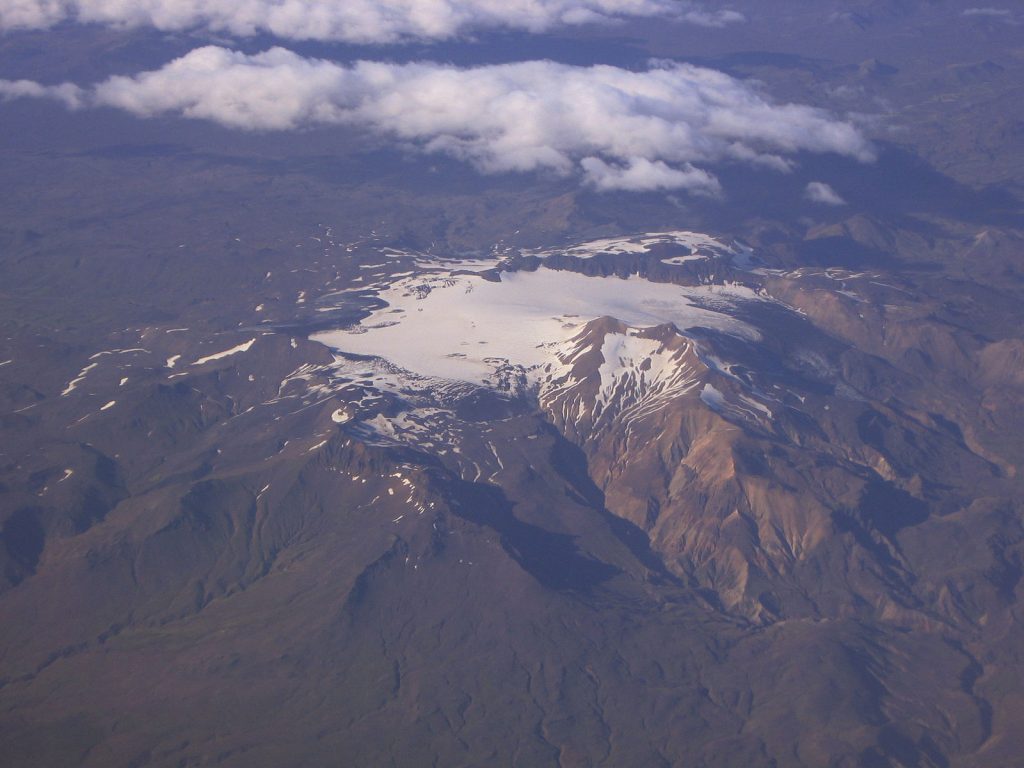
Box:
[193, 338, 256, 366]
[61, 363, 98, 396]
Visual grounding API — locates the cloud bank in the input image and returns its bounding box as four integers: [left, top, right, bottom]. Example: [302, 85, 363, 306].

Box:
[0, 0, 743, 42]
[0, 46, 874, 193]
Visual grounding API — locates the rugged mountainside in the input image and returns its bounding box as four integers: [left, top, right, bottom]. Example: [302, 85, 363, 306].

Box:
[2, 216, 1022, 767]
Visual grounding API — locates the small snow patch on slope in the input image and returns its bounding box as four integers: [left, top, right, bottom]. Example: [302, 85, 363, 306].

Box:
[701, 383, 726, 410]
[701, 382, 773, 424]
[193, 339, 256, 366]
[61, 363, 98, 396]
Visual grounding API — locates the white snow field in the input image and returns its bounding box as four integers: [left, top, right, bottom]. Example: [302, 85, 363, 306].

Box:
[312, 261, 762, 388]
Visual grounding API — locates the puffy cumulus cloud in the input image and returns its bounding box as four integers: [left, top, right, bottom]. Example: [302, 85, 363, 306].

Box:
[0, 46, 875, 193]
[581, 158, 722, 195]
[805, 181, 847, 206]
[0, 77, 83, 107]
[92, 47, 352, 130]
[0, 0, 743, 42]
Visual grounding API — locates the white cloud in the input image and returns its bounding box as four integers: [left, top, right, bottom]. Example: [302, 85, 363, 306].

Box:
[0, 0, 743, 42]
[962, 7, 1012, 17]
[0, 78, 83, 108]
[805, 181, 847, 206]
[581, 158, 722, 195]
[0, 46, 875, 193]
[962, 7, 1018, 23]
[679, 8, 745, 28]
